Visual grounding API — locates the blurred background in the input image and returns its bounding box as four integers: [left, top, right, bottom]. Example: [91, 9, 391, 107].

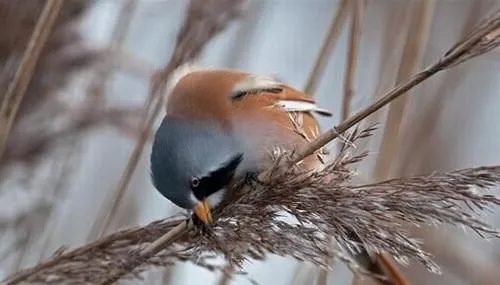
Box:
[1, 0, 500, 284]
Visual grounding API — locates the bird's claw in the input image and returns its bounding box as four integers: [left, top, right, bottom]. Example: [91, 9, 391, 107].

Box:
[244, 172, 260, 185]
[191, 213, 211, 235]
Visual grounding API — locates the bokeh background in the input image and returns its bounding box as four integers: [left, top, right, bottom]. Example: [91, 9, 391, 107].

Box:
[2, 0, 500, 284]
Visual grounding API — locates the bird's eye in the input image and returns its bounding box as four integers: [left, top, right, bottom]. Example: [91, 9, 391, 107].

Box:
[191, 177, 200, 188]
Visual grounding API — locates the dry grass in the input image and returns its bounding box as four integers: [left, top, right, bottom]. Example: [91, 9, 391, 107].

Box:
[0, 0, 64, 161]
[5, 125, 500, 285]
[0, 0, 97, 266]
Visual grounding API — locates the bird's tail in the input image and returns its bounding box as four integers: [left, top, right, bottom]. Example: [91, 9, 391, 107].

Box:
[346, 230, 410, 285]
[353, 250, 410, 285]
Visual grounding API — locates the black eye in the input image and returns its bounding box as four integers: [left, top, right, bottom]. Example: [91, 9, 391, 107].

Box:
[191, 177, 200, 188]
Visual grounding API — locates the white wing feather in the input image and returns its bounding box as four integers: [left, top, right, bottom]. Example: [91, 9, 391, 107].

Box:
[273, 100, 332, 116]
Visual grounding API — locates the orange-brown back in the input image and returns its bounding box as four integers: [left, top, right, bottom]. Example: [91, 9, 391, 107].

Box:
[167, 69, 329, 171]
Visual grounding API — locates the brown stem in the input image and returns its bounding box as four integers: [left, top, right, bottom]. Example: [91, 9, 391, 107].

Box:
[291, 11, 500, 164]
[217, 264, 235, 285]
[374, 0, 436, 180]
[3, 219, 184, 285]
[98, 221, 189, 285]
[318, 1, 364, 284]
[86, 0, 137, 103]
[364, 2, 436, 285]
[87, 79, 165, 240]
[341, 0, 364, 121]
[303, 0, 348, 96]
[0, 0, 64, 160]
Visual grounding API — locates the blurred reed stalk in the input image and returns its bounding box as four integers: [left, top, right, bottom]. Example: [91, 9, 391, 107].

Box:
[0, 0, 105, 276]
[393, 5, 500, 283]
[394, 6, 500, 283]
[341, 0, 364, 122]
[0, 1, 156, 278]
[83, 0, 144, 241]
[303, 0, 348, 96]
[355, 1, 436, 285]
[358, 3, 412, 156]
[293, 0, 349, 283]
[318, 0, 366, 284]
[374, 0, 436, 180]
[396, 2, 489, 177]
[0, 0, 63, 160]
[85, 0, 137, 105]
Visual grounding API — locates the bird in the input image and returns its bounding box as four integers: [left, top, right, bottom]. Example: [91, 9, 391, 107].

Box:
[150, 66, 407, 285]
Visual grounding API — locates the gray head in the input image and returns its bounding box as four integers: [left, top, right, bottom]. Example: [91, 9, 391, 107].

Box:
[150, 116, 244, 223]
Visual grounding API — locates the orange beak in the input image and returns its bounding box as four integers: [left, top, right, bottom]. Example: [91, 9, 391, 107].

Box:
[193, 199, 213, 224]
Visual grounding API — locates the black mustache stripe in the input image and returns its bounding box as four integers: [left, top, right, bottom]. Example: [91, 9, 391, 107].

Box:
[192, 153, 244, 200]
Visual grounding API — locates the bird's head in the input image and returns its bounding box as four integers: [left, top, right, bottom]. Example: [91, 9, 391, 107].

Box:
[150, 117, 244, 224]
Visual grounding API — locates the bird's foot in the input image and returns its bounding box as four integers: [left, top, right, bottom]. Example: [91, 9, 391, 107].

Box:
[190, 213, 211, 235]
[244, 172, 260, 185]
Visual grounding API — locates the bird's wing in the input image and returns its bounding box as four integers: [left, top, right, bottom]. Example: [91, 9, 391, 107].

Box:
[271, 99, 332, 116]
[230, 74, 332, 117]
[228, 74, 331, 172]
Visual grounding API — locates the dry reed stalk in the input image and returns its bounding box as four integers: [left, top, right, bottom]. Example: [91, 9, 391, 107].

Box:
[362, 2, 436, 285]
[1, 106, 143, 172]
[396, 5, 500, 277]
[374, 0, 436, 180]
[3, 218, 186, 285]
[341, 0, 364, 121]
[344, 4, 410, 285]
[0, 0, 102, 172]
[36, 142, 82, 261]
[396, 2, 488, 177]
[318, 1, 364, 284]
[86, 0, 137, 104]
[356, 3, 412, 156]
[98, 221, 189, 285]
[80, 0, 138, 242]
[0, 0, 110, 274]
[303, 0, 348, 95]
[108, 47, 156, 79]
[0, 0, 64, 160]
[87, 0, 247, 240]
[291, 8, 500, 165]
[216, 264, 235, 285]
[418, 228, 500, 284]
[0, 1, 155, 276]
[6, 6, 500, 285]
